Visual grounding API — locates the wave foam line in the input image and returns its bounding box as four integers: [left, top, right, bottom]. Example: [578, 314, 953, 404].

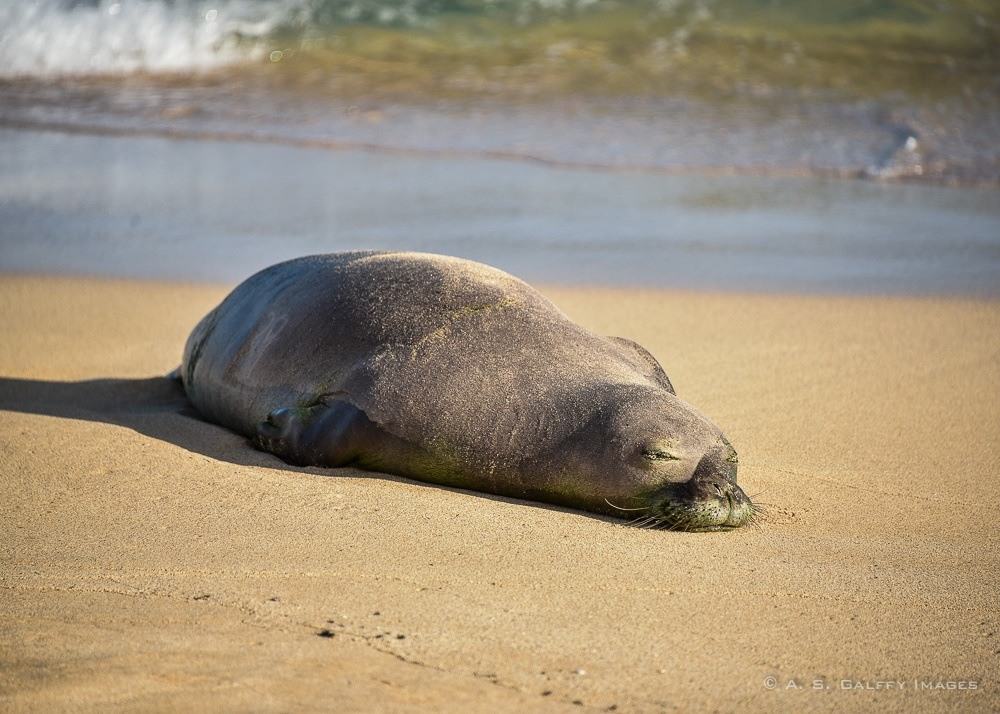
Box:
[0, 0, 302, 78]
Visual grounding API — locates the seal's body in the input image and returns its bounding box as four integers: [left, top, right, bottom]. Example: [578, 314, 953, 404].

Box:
[181, 252, 752, 530]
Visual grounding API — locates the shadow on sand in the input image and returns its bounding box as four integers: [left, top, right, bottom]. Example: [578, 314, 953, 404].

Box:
[0, 375, 278, 469]
[0, 375, 612, 522]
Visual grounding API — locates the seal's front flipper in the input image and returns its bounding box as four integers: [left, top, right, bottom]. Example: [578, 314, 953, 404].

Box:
[253, 399, 379, 468]
[608, 336, 675, 394]
[253, 406, 302, 462]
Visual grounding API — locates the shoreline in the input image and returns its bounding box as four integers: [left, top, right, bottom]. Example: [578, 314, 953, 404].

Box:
[2, 274, 997, 711]
[6, 269, 1000, 303]
[5, 116, 992, 189]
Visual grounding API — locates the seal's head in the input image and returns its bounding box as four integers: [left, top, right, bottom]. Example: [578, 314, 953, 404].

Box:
[553, 384, 754, 531]
[640, 436, 752, 531]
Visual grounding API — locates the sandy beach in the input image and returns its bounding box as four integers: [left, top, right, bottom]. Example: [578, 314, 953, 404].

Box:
[1, 274, 997, 712]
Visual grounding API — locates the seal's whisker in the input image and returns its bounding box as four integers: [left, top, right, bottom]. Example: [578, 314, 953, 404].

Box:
[604, 497, 650, 512]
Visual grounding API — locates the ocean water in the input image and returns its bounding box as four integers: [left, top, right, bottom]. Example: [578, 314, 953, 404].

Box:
[0, 1, 998, 292]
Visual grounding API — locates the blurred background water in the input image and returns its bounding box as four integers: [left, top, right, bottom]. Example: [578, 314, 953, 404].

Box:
[1, 1, 998, 292]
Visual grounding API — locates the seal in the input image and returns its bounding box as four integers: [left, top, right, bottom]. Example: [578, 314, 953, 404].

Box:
[180, 251, 753, 530]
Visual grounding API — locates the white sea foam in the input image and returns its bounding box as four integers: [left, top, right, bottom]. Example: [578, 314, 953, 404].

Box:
[0, 0, 306, 77]
[0, 0, 705, 77]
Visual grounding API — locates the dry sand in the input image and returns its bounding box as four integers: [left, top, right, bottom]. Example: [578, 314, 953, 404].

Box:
[1, 275, 998, 712]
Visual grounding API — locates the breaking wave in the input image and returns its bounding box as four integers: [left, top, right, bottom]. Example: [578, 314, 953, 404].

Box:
[0, 0, 305, 77]
[3, 0, 996, 81]
[0, 0, 686, 77]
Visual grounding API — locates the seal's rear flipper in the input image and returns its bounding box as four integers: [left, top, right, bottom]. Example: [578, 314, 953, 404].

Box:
[253, 399, 381, 468]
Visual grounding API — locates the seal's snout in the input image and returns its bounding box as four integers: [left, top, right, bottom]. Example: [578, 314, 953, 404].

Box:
[690, 474, 753, 528]
[653, 448, 754, 531]
[688, 449, 736, 491]
[689, 451, 753, 526]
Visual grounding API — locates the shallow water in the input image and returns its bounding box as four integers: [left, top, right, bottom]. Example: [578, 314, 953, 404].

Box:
[2, 128, 998, 294]
[6, 80, 998, 185]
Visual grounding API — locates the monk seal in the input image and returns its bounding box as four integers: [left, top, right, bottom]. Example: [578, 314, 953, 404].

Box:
[179, 251, 753, 530]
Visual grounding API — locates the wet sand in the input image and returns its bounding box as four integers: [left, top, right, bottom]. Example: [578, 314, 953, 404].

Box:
[1, 275, 998, 712]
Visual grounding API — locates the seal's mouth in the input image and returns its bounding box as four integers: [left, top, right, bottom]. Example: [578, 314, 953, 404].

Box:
[606, 446, 758, 531]
[661, 447, 754, 531]
[632, 476, 755, 532]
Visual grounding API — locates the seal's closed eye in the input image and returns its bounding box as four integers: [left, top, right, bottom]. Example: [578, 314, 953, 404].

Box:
[641, 448, 680, 462]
